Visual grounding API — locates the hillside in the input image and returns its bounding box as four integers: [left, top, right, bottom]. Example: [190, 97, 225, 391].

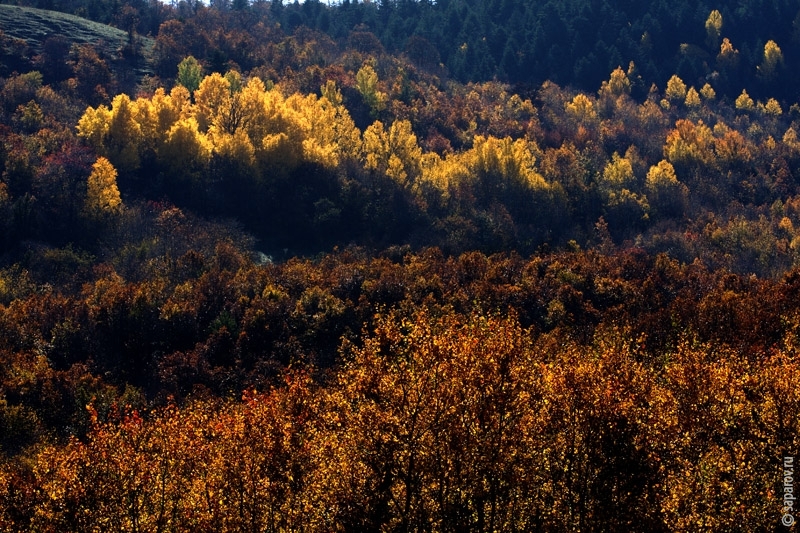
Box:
[0, 4, 154, 79]
[7, 0, 800, 101]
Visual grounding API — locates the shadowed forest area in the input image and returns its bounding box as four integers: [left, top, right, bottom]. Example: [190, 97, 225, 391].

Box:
[0, 0, 799, 530]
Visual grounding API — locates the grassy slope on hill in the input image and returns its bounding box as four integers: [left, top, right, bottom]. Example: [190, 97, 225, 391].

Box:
[0, 4, 154, 77]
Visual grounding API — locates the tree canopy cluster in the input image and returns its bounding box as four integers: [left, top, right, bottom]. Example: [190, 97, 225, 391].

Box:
[0, 0, 799, 530]
[2, 245, 800, 531]
[8, 0, 800, 102]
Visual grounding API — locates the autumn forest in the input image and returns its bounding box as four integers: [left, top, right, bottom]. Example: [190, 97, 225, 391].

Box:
[0, 0, 799, 530]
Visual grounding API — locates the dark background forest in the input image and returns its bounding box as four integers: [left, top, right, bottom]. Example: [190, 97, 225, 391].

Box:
[6, 0, 800, 102]
[0, 0, 799, 530]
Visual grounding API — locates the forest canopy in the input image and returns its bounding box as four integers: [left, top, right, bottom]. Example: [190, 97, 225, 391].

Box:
[0, 0, 799, 530]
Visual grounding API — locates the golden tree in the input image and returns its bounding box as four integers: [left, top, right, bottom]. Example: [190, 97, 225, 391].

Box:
[763, 98, 782, 116]
[159, 117, 212, 179]
[76, 103, 112, 150]
[362, 119, 423, 188]
[565, 93, 598, 123]
[684, 87, 701, 108]
[194, 72, 235, 133]
[285, 92, 361, 169]
[665, 119, 715, 167]
[601, 151, 635, 189]
[757, 40, 783, 82]
[665, 74, 687, 102]
[85, 156, 122, 217]
[356, 62, 387, 117]
[106, 94, 143, 173]
[599, 151, 650, 225]
[646, 159, 687, 217]
[705, 10, 723, 49]
[467, 135, 547, 192]
[717, 38, 740, 71]
[598, 66, 632, 99]
[77, 94, 142, 173]
[320, 79, 343, 108]
[700, 83, 716, 101]
[735, 89, 755, 112]
[133, 86, 192, 159]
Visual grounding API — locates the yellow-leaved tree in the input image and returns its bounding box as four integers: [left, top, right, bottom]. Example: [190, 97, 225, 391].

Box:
[76, 103, 112, 150]
[717, 38, 740, 71]
[598, 66, 632, 101]
[254, 89, 306, 175]
[599, 151, 650, 225]
[645, 159, 687, 217]
[700, 83, 716, 101]
[665, 75, 687, 102]
[565, 93, 598, 123]
[684, 87, 701, 108]
[735, 89, 754, 112]
[600, 151, 635, 189]
[133, 86, 192, 161]
[356, 62, 387, 117]
[664, 119, 715, 168]
[705, 10, 723, 49]
[762, 98, 782, 116]
[469, 136, 540, 187]
[159, 117, 212, 180]
[76, 72, 367, 191]
[85, 156, 122, 217]
[194, 72, 235, 133]
[77, 94, 142, 174]
[285, 92, 360, 169]
[418, 151, 471, 208]
[362, 119, 423, 188]
[757, 40, 783, 82]
[465, 135, 567, 236]
[106, 94, 143, 173]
